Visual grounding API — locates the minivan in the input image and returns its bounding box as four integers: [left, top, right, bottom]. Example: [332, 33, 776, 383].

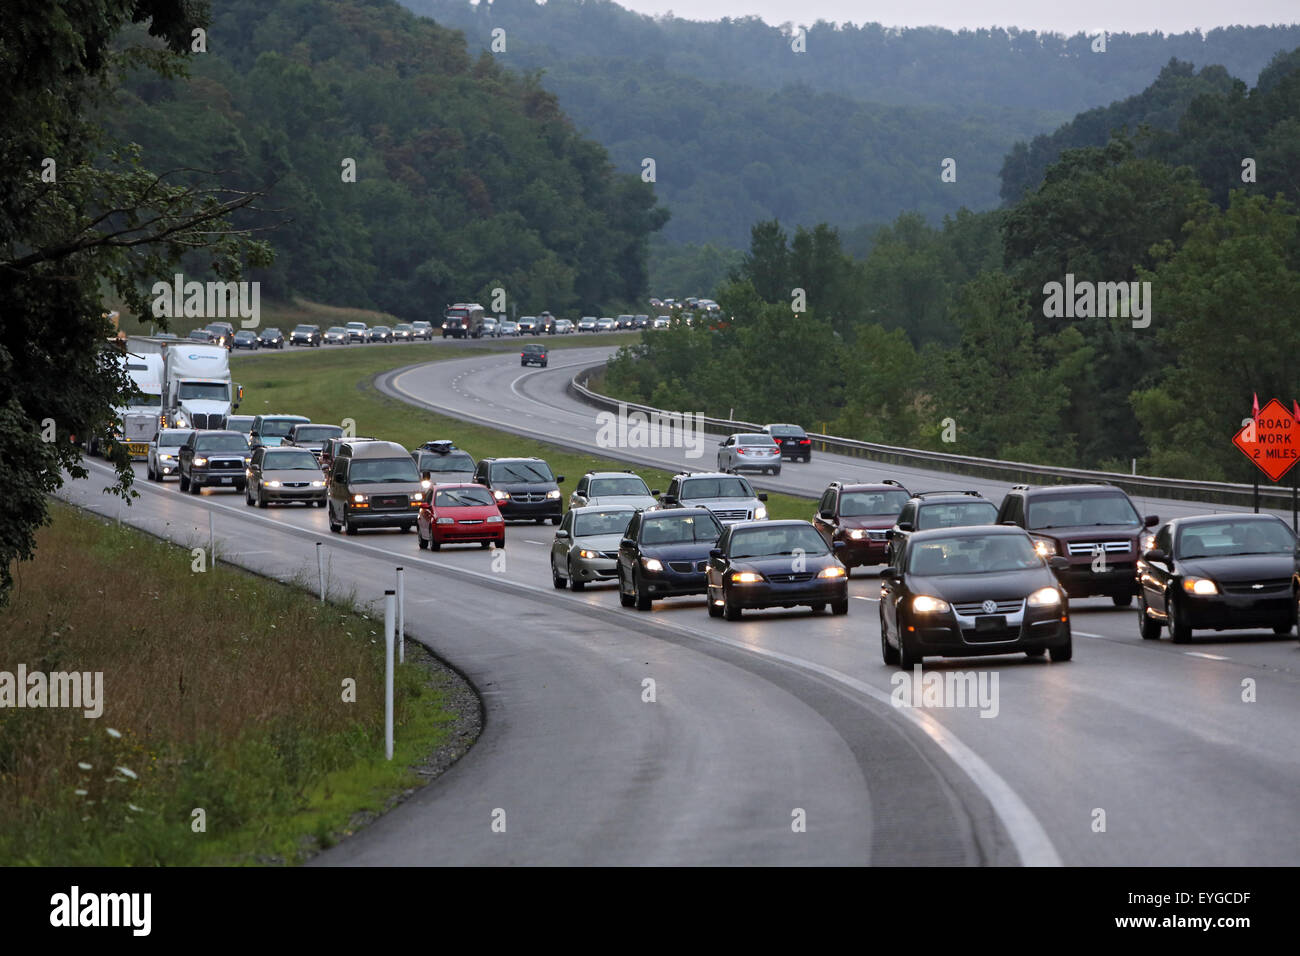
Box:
[327, 440, 424, 535]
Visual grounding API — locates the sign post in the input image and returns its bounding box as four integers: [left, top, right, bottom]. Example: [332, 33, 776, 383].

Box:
[1232, 398, 1300, 521]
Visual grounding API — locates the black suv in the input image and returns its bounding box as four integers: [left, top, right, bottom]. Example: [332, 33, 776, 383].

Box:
[813, 479, 910, 571]
[473, 457, 564, 524]
[617, 507, 723, 610]
[178, 430, 250, 494]
[886, 491, 998, 564]
[521, 344, 549, 367]
[290, 324, 322, 347]
[996, 484, 1157, 605]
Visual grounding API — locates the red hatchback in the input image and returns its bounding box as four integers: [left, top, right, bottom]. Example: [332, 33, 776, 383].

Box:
[417, 483, 505, 550]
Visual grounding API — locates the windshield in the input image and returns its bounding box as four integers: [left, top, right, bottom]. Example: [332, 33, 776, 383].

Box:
[195, 434, 249, 453]
[259, 419, 306, 438]
[1027, 493, 1140, 529]
[262, 328, 281, 336]
[491, 461, 554, 483]
[681, 477, 753, 499]
[226, 418, 253, 434]
[908, 534, 1043, 575]
[589, 477, 650, 497]
[263, 450, 321, 470]
[1176, 519, 1296, 558]
[156, 430, 193, 448]
[729, 525, 829, 559]
[127, 392, 162, 409]
[767, 425, 804, 437]
[177, 383, 229, 401]
[435, 487, 495, 507]
[350, 458, 421, 484]
[293, 326, 314, 333]
[293, 425, 342, 442]
[640, 513, 722, 544]
[574, 510, 634, 537]
[916, 500, 997, 530]
[840, 490, 909, 517]
[419, 451, 475, 473]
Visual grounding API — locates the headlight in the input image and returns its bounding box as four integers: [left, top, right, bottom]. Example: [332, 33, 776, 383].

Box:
[174, 416, 187, 427]
[1140, 532, 1156, 552]
[160, 453, 175, 461]
[353, 493, 367, 503]
[818, 566, 847, 579]
[1182, 577, 1218, 595]
[546, 489, 561, 499]
[847, 529, 866, 540]
[311, 480, 324, 488]
[486, 515, 502, 523]
[731, 571, 763, 583]
[1027, 586, 1061, 606]
[493, 489, 510, 500]
[1032, 537, 1056, 557]
[578, 549, 600, 559]
[421, 479, 432, 490]
[409, 493, 423, 502]
[436, 517, 454, 525]
[192, 457, 208, 466]
[265, 479, 281, 488]
[754, 504, 768, 520]
[641, 557, 664, 572]
[912, 595, 950, 614]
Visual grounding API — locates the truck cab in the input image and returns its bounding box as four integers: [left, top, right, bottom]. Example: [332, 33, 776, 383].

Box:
[161, 344, 241, 430]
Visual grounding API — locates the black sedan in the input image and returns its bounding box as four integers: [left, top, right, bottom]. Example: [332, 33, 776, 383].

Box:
[232, 330, 260, 350]
[706, 520, 848, 619]
[258, 327, 284, 348]
[879, 526, 1072, 669]
[1136, 514, 1297, 642]
[617, 508, 723, 611]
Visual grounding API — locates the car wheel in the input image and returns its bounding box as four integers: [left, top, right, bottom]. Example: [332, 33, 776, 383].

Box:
[831, 598, 848, 616]
[535, 517, 545, 525]
[189, 477, 201, 495]
[707, 586, 723, 618]
[617, 569, 634, 607]
[1138, 595, 1162, 639]
[880, 607, 899, 665]
[345, 520, 358, 535]
[1049, 629, 1073, 662]
[428, 537, 440, 550]
[1273, 623, 1293, 636]
[179, 472, 190, 492]
[550, 516, 561, 526]
[1112, 593, 1133, 608]
[257, 485, 268, 508]
[401, 524, 413, 533]
[633, 571, 652, 611]
[774, 468, 782, 478]
[245, 486, 255, 506]
[553, 566, 567, 589]
[809, 603, 825, 614]
[417, 533, 428, 550]
[1024, 647, 1046, 657]
[723, 590, 741, 621]
[1168, 595, 1192, 643]
[328, 510, 341, 533]
[569, 561, 587, 591]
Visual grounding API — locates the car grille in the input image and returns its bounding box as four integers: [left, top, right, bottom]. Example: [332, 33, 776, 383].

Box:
[1221, 578, 1293, 595]
[1066, 540, 1131, 555]
[599, 550, 619, 560]
[953, 599, 1025, 616]
[210, 458, 243, 470]
[371, 494, 409, 509]
[767, 572, 815, 583]
[510, 492, 548, 503]
[281, 481, 311, 488]
[710, 508, 751, 522]
[963, 626, 1021, 644]
[866, 530, 888, 541]
[458, 519, 484, 525]
[668, 560, 707, 573]
[190, 413, 225, 429]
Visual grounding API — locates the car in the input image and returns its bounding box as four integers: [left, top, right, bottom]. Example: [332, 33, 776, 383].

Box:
[224, 415, 255, 437]
[472, 456, 564, 524]
[653, 315, 671, 329]
[412, 440, 476, 488]
[481, 317, 500, 338]
[282, 423, 344, 459]
[188, 328, 218, 343]
[498, 320, 519, 337]
[615, 314, 635, 329]
[634, 314, 650, 328]
[290, 324, 322, 347]
[417, 483, 505, 551]
[323, 326, 350, 345]
[717, 433, 783, 476]
[145, 428, 194, 481]
[658, 472, 767, 525]
[617, 507, 724, 610]
[344, 321, 370, 343]
[886, 491, 998, 564]
[232, 330, 260, 350]
[649, 297, 664, 308]
[539, 311, 557, 334]
[568, 471, 658, 511]
[205, 322, 235, 349]
[551, 506, 637, 590]
[320, 434, 377, 475]
[813, 480, 912, 572]
[879, 525, 1073, 669]
[706, 520, 849, 619]
[554, 319, 574, 334]
[393, 323, 414, 341]
[177, 429, 251, 494]
[996, 483, 1158, 606]
[517, 316, 539, 334]
[520, 344, 548, 367]
[577, 317, 598, 332]
[245, 446, 328, 508]
[327, 439, 424, 535]
[249, 414, 310, 449]
[370, 325, 393, 343]
[257, 327, 284, 348]
[1136, 514, 1298, 642]
[411, 321, 434, 340]
[762, 423, 812, 462]
[155, 332, 178, 340]
[596, 317, 616, 331]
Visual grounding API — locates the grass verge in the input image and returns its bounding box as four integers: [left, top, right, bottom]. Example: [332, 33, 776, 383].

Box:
[0, 502, 469, 865]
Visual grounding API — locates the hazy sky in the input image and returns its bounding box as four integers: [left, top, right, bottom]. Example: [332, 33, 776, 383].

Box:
[609, 1, 1298, 34]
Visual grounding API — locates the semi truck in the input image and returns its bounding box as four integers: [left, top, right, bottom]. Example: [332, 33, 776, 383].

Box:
[441, 303, 485, 339]
[161, 343, 242, 430]
[92, 348, 164, 459]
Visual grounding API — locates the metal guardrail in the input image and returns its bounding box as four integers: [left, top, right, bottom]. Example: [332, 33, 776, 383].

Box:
[568, 364, 1297, 508]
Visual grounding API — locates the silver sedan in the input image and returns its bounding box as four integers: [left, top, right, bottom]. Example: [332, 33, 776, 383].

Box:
[551, 506, 637, 590]
[717, 433, 783, 476]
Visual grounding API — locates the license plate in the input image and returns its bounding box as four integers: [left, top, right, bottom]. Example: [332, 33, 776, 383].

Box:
[975, 615, 1006, 632]
[128, 443, 148, 456]
[220, 477, 232, 484]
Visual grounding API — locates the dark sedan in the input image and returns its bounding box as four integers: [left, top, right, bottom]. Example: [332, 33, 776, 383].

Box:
[232, 330, 260, 350]
[617, 508, 723, 611]
[706, 520, 848, 619]
[1136, 514, 1297, 642]
[258, 327, 284, 348]
[880, 526, 1072, 668]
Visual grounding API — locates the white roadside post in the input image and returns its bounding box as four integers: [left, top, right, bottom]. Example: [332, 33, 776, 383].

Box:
[396, 567, 405, 664]
[209, 511, 215, 568]
[317, 543, 325, 602]
[384, 590, 395, 760]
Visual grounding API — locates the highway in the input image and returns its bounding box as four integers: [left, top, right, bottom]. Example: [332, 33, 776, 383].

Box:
[58, 345, 1300, 865]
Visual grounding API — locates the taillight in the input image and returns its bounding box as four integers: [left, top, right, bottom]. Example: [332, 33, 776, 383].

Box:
[736, 447, 746, 454]
[799, 439, 811, 444]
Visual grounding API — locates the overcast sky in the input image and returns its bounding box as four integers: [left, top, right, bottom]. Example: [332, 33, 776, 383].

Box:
[608, 1, 1298, 34]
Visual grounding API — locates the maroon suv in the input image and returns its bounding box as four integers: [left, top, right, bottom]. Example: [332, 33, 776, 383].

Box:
[812, 480, 911, 571]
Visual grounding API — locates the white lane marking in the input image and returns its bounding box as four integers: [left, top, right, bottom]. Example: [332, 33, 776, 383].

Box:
[852, 595, 879, 601]
[1185, 652, 1231, 661]
[1074, 631, 1106, 638]
[81, 459, 1061, 867]
[524, 539, 547, 545]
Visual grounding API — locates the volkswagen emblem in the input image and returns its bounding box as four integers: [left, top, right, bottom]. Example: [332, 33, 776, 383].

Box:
[982, 600, 997, 614]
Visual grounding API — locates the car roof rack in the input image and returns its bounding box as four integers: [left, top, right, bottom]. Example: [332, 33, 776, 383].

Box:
[1011, 484, 1031, 491]
[882, 479, 908, 489]
[914, 489, 984, 498]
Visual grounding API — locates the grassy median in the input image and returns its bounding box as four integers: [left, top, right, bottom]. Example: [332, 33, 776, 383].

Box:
[0, 503, 469, 865]
[231, 340, 815, 519]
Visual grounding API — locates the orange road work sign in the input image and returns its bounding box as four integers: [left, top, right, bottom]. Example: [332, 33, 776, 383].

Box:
[1232, 398, 1300, 482]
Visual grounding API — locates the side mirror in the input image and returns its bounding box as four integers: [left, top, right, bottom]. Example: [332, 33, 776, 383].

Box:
[1048, 555, 1069, 571]
[555, 529, 570, 539]
[832, 541, 846, 551]
[1144, 514, 1159, 527]
[880, 567, 900, 583]
[709, 548, 722, 559]
[650, 489, 661, 496]
[896, 521, 914, 533]
[1001, 520, 1019, 526]
[757, 493, 768, 502]
[1143, 549, 1169, 564]
[556, 475, 565, 484]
